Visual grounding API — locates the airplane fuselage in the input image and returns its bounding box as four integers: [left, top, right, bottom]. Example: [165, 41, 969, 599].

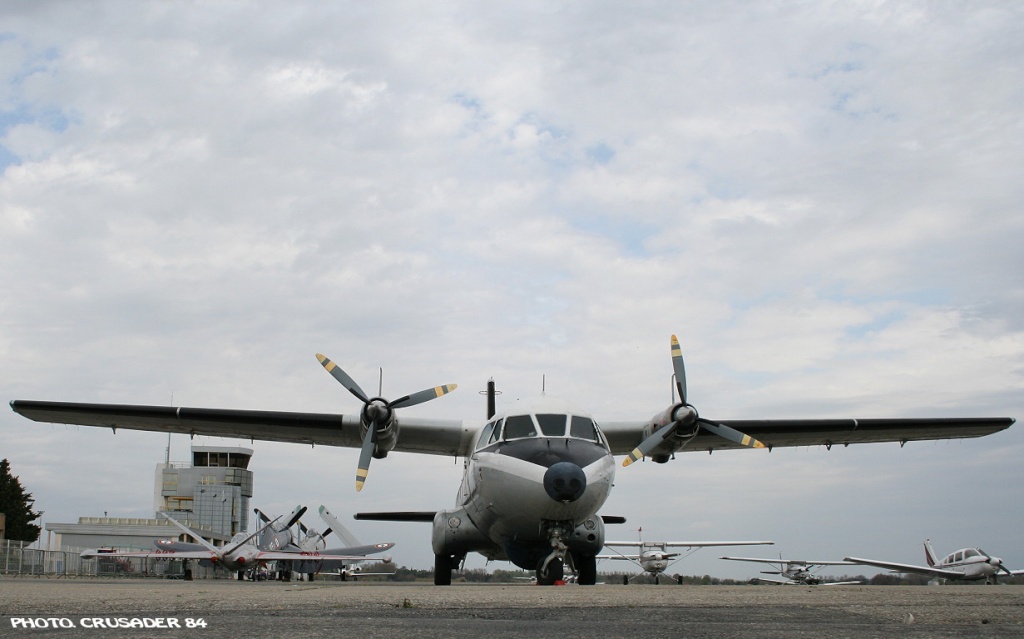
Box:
[431, 396, 615, 580]
[638, 550, 673, 575]
[934, 548, 1004, 581]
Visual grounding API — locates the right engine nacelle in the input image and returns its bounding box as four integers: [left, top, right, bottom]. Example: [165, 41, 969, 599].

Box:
[642, 403, 700, 460]
[431, 508, 489, 558]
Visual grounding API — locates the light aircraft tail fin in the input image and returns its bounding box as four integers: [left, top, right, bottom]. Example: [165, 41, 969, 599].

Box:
[320, 505, 361, 547]
[924, 539, 938, 567]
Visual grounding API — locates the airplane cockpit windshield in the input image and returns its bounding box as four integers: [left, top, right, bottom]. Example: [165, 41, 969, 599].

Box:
[476, 413, 607, 450]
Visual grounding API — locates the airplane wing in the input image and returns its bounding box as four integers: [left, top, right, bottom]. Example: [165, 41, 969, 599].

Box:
[255, 551, 369, 562]
[9, 400, 470, 457]
[750, 576, 796, 585]
[663, 541, 774, 548]
[721, 556, 855, 566]
[842, 556, 966, 579]
[320, 542, 395, 557]
[11, 404, 1013, 459]
[604, 541, 771, 550]
[601, 417, 1014, 456]
[81, 549, 215, 560]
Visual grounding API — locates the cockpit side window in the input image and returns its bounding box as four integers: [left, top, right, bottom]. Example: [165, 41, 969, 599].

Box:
[477, 421, 496, 449]
[503, 415, 536, 439]
[488, 419, 503, 444]
[536, 414, 567, 436]
[570, 415, 600, 442]
[963, 549, 979, 559]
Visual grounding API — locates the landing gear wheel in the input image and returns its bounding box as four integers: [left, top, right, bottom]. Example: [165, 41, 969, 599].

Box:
[572, 553, 597, 585]
[536, 558, 564, 585]
[434, 554, 454, 586]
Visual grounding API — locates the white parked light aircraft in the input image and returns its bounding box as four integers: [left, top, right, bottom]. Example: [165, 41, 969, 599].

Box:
[10, 336, 1015, 585]
[317, 505, 396, 580]
[720, 555, 860, 585]
[845, 539, 1024, 584]
[601, 539, 774, 584]
[80, 512, 373, 575]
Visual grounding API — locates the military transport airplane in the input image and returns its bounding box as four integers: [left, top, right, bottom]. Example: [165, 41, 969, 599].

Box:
[720, 555, 860, 585]
[601, 539, 774, 584]
[845, 539, 1024, 584]
[80, 512, 372, 576]
[10, 335, 1015, 585]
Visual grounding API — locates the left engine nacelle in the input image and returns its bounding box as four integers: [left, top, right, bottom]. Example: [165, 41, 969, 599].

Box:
[361, 398, 400, 459]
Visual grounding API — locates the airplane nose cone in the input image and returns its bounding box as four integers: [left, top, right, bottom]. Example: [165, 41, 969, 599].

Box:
[543, 462, 587, 502]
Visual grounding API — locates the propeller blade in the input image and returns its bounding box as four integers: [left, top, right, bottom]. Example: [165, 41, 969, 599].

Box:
[698, 418, 766, 449]
[390, 384, 458, 409]
[316, 354, 370, 403]
[285, 506, 307, 529]
[355, 425, 377, 492]
[623, 423, 675, 467]
[670, 335, 687, 404]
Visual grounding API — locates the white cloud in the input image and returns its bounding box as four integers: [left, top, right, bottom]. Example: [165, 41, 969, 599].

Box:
[1, 1, 1021, 578]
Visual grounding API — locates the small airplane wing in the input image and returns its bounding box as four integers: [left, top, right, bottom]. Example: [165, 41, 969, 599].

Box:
[721, 556, 855, 566]
[750, 576, 797, 585]
[255, 551, 370, 562]
[81, 549, 215, 560]
[843, 556, 966, 579]
[662, 541, 774, 548]
[321, 542, 395, 557]
[601, 417, 1014, 455]
[9, 400, 469, 457]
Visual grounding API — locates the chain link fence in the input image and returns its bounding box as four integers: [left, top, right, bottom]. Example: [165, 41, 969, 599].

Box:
[1, 539, 191, 578]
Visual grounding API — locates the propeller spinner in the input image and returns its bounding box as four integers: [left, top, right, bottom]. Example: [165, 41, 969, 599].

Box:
[623, 335, 766, 467]
[316, 353, 456, 491]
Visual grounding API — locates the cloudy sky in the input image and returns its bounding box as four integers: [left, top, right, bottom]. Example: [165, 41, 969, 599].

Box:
[2, 2, 1022, 580]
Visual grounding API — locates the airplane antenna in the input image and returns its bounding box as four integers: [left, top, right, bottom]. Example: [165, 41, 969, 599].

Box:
[478, 378, 501, 419]
[166, 392, 173, 464]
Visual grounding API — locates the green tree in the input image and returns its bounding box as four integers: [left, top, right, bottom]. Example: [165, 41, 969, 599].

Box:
[0, 459, 42, 543]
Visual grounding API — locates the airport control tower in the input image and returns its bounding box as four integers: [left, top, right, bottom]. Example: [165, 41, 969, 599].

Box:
[155, 445, 254, 538]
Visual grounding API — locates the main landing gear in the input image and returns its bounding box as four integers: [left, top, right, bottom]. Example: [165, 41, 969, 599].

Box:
[434, 553, 458, 586]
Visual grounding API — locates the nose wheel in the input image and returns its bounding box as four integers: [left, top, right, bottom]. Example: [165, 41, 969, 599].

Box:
[536, 557, 564, 585]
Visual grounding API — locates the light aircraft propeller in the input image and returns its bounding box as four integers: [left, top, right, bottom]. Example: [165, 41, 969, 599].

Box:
[316, 353, 457, 491]
[623, 335, 765, 466]
[978, 548, 1012, 576]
